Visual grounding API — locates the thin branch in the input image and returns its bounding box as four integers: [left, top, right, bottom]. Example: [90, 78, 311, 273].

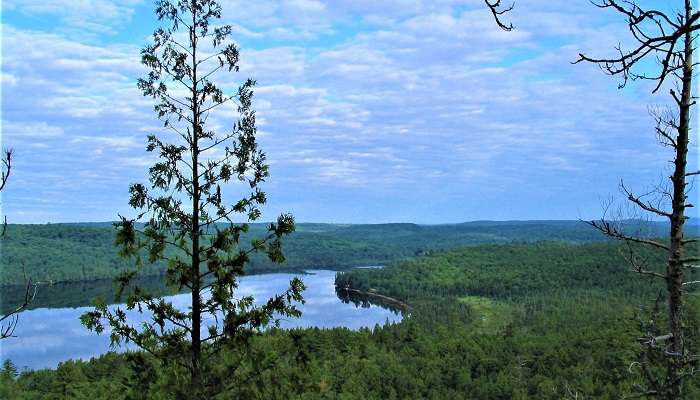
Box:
[573, 1, 700, 93]
[0, 277, 41, 339]
[587, 220, 670, 251]
[621, 181, 672, 218]
[166, 36, 193, 57]
[0, 149, 12, 192]
[162, 92, 191, 110]
[196, 64, 223, 85]
[621, 241, 668, 280]
[198, 95, 235, 116]
[485, 0, 514, 31]
[199, 132, 235, 153]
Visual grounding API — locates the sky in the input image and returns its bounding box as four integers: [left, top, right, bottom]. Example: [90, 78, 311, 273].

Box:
[1, 0, 698, 224]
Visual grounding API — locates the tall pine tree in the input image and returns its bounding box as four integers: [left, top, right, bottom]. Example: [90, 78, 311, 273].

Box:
[81, 1, 304, 396]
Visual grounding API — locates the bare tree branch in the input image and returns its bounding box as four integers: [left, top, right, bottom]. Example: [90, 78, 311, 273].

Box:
[573, 0, 700, 92]
[621, 241, 668, 279]
[0, 149, 11, 237]
[586, 219, 670, 251]
[0, 277, 41, 339]
[485, 0, 514, 31]
[621, 181, 673, 218]
[0, 149, 12, 192]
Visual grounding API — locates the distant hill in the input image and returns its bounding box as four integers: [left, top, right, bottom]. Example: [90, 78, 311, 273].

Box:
[1, 220, 696, 286]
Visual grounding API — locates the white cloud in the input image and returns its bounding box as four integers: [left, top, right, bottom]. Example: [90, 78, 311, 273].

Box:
[2, 121, 65, 138]
[3, 0, 143, 36]
[2, 1, 695, 222]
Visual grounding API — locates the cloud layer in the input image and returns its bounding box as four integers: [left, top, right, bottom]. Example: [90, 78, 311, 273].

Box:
[2, 0, 696, 223]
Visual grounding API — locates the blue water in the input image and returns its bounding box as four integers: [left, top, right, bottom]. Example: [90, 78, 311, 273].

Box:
[0, 270, 401, 370]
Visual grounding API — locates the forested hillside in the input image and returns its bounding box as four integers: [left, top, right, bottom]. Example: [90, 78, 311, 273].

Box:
[335, 241, 690, 300]
[4, 240, 699, 399]
[1, 220, 685, 285]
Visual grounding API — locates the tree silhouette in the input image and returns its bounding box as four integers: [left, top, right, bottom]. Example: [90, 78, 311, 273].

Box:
[81, 1, 304, 396]
[1, 149, 11, 236]
[485, 0, 514, 31]
[575, 1, 699, 398]
[0, 149, 40, 340]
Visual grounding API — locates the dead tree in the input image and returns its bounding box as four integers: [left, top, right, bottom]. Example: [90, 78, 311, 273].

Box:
[1, 149, 11, 236]
[575, 1, 699, 398]
[0, 276, 38, 340]
[0, 150, 40, 340]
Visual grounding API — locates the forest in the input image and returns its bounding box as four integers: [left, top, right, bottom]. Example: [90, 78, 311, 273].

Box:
[1, 220, 655, 286]
[3, 240, 699, 399]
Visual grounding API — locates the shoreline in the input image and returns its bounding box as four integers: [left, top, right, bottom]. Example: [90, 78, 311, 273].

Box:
[339, 286, 412, 314]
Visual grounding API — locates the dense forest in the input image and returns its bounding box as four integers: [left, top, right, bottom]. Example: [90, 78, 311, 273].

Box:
[1, 220, 686, 286]
[3, 240, 699, 399]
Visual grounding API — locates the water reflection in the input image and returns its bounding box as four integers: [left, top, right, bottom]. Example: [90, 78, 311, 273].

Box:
[0, 270, 402, 370]
[336, 287, 410, 315]
[2, 275, 197, 314]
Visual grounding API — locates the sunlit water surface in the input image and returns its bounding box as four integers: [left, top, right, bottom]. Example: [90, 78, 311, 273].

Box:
[0, 270, 401, 370]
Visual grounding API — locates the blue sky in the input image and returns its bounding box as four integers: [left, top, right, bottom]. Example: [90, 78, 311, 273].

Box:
[1, 0, 697, 224]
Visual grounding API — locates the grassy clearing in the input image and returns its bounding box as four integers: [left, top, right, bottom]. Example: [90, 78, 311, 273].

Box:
[458, 295, 512, 333]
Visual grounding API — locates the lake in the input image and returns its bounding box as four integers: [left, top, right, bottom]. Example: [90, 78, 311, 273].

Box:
[0, 270, 402, 370]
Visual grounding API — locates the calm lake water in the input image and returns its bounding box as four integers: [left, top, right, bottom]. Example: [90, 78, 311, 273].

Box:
[0, 270, 402, 370]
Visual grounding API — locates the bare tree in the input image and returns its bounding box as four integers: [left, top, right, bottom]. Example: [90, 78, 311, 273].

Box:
[0, 150, 41, 340]
[0, 149, 34, 340]
[0, 274, 38, 340]
[1, 149, 12, 236]
[575, 1, 699, 398]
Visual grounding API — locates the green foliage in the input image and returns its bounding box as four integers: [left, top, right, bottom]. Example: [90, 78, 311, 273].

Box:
[5, 221, 665, 314]
[6, 240, 699, 398]
[0, 224, 138, 285]
[335, 241, 684, 301]
[4, 220, 685, 287]
[74, 1, 304, 397]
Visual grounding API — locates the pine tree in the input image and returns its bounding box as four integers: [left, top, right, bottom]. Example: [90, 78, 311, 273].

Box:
[81, 1, 304, 396]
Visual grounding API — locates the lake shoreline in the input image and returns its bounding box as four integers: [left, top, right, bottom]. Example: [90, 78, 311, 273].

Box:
[0, 264, 388, 289]
[1, 269, 402, 370]
[338, 287, 411, 314]
[0, 265, 385, 314]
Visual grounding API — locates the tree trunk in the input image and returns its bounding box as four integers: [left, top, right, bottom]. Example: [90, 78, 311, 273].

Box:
[190, 2, 202, 393]
[665, 2, 692, 398]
